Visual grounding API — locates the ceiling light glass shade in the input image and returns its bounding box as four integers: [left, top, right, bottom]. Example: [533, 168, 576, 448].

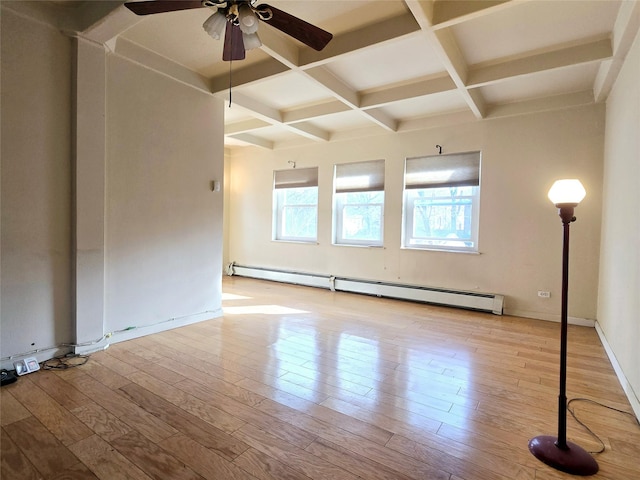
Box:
[242, 32, 262, 50]
[203, 11, 227, 40]
[238, 5, 259, 34]
[548, 179, 586, 206]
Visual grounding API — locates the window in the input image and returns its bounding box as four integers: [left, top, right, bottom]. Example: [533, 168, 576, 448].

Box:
[403, 151, 480, 252]
[273, 167, 318, 242]
[333, 160, 385, 246]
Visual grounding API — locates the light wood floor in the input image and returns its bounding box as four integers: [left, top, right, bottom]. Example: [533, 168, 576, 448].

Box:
[2, 276, 639, 480]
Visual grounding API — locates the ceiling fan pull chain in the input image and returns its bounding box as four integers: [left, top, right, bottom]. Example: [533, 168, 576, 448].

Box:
[228, 42, 233, 107]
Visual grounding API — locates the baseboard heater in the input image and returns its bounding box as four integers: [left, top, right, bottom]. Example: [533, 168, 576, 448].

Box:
[229, 264, 504, 315]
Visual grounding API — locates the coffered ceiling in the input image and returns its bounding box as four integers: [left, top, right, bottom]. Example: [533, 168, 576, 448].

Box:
[8, 1, 640, 150]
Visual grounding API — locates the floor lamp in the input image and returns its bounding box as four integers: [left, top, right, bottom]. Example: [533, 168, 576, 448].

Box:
[528, 179, 599, 476]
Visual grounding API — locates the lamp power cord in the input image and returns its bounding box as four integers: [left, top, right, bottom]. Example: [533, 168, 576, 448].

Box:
[567, 397, 640, 454]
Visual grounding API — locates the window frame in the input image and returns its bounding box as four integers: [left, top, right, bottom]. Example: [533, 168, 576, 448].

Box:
[402, 152, 481, 253]
[273, 168, 319, 243]
[332, 160, 385, 247]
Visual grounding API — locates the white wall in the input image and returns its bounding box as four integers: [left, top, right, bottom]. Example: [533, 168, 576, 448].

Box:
[227, 104, 604, 322]
[1, 7, 226, 368]
[1, 9, 72, 361]
[105, 55, 225, 334]
[598, 29, 640, 415]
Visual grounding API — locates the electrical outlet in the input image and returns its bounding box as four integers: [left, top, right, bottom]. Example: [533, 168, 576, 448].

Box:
[538, 291, 551, 298]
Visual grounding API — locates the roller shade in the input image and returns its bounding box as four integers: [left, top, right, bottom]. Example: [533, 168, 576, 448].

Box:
[405, 152, 480, 189]
[274, 167, 318, 189]
[334, 159, 385, 193]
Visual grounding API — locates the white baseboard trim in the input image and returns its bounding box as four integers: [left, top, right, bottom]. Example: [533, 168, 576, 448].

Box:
[96, 308, 224, 350]
[1, 309, 223, 371]
[595, 321, 640, 420]
[506, 309, 596, 327]
[1, 346, 70, 372]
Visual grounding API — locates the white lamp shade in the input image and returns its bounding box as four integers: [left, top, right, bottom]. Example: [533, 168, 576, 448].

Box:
[548, 179, 586, 205]
[203, 11, 227, 40]
[239, 5, 259, 34]
[242, 32, 262, 50]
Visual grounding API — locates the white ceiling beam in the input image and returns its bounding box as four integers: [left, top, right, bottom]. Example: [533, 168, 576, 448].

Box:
[433, 29, 485, 117]
[282, 101, 350, 124]
[405, 1, 487, 119]
[305, 67, 396, 131]
[486, 90, 594, 119]
[305, 67, 360, 108]
[114, 38, 211, 93]
[220, 91, 282, 123]
[399, 110, 477, 132]
[210, 59, 289, 94]
[256, 25, 300, 67]
[431, 0, 514, 29]
[76, 3, 139, 44]
[287, 122, 331, 142]
[225, 119, 272, 135]
[361, 75, 456, 108]
[298, 12, 421, 67]
[593, 0, 640, 102]
[468, 37, 613, 88]
[227, 133, 274, 149]
[220, 92, 330, 141]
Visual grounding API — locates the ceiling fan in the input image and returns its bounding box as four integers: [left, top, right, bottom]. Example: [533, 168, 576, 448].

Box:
[124, 0, 333, 61]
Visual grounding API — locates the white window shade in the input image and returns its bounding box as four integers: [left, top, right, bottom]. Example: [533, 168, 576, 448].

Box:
[335, 159, 385, 193]
[274, 167, 318, 189]
[405, 152, 480, 189]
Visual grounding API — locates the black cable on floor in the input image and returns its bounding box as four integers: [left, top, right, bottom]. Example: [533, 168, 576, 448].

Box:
[42, 353, 89, 370]
[567, 397, 640, 454]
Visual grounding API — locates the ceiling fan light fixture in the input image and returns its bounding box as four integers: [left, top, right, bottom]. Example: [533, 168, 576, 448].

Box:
[202, 11, 227, 40]
[238, 5, 258, 34]
[242, 32, 261, 50]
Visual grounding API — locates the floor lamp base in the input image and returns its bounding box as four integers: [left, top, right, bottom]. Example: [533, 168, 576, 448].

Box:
[529, 435, 599, 476]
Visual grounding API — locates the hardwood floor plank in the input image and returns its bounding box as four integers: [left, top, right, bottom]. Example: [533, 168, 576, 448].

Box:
[91, 350, 140, 376]
[233, 447, 314, 480]
[1, 427, 42, 480]
[386, 432, 534, 480]
[70, 401, 133, 442]
[175, 378, 318, 448]
[7, 376, 93, 446]
[235, 376, 330, 408]
[3, 416, 80, 477]
[109, 430, 204, 480]
[304, 437, 415, 480]
[61, 373, 178, 443]
[232, 423, 360, 480]
[159, 433, 258, 480]
[1, 388, 32, 426]
[68, 434, 154, 480]
[74, 359, 131, 390]
[118, 382, 250, 461]
[126, 371, 246, 434]
[29, 369, 93, 411]
[49, 462, 100, 480]
[257, 397, 393, 446]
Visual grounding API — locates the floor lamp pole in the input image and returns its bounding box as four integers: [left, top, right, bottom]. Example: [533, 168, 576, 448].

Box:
[528, 189, 599, 476]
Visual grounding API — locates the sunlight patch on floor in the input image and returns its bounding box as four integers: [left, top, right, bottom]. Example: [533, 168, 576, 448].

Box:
[222, 293, 252, 300]
[223, 305, 309, 315]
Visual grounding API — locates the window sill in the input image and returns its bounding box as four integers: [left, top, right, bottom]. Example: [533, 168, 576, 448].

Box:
[332, 243, 384, 249]
[272, 239, 319, 245]
[401, 246, 480, 254]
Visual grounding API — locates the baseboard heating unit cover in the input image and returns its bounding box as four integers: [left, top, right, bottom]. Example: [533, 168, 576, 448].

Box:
[228, 264, 504, 315]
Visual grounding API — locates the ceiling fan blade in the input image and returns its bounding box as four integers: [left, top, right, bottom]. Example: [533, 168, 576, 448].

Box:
[256, 4, 333, 51]
[223, 22, 246, 61]
[124, 1, 204, 16]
